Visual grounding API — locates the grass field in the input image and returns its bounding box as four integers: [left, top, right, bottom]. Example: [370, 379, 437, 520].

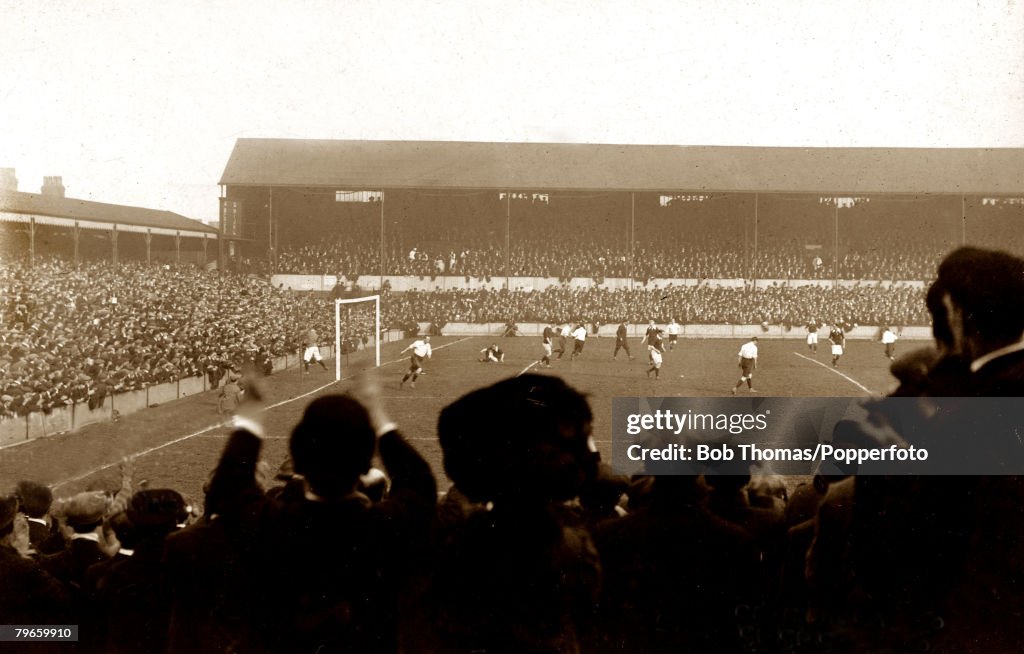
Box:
[0, 335, 913, 507]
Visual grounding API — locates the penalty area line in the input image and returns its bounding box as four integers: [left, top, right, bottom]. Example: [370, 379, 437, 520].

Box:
[793, 352, 874, 395]
[52, 337, 475, 491]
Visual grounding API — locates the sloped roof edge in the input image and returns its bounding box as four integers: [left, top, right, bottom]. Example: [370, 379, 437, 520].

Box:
[0, 191, 217, 234]
[219, 139, 1024, 195]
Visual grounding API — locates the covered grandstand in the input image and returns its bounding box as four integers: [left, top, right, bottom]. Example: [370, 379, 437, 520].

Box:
[218, 139, 1024, 285]
[0, 190, 218, 266]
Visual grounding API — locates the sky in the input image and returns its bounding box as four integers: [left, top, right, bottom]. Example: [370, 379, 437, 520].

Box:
[1, 0, 1022, 223]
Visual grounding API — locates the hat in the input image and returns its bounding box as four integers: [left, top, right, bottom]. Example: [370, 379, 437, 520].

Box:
[0, 495, 17, 532]
[438, 374, 595, 504]
[935, 247, 1024, 343]
[63, 491, 108, 528]
[290, 395, 376, 497]
[14, 481, 52, 518]
[128, 489, 187, 529]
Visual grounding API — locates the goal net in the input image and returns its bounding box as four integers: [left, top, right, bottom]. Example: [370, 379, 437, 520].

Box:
[334, 295, 382, 381]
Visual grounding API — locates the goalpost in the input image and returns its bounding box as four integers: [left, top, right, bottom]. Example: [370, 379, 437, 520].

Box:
[334, 295, 382, 381]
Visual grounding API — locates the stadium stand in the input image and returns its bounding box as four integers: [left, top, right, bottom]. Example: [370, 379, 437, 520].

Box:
[0, 259, 374, 419]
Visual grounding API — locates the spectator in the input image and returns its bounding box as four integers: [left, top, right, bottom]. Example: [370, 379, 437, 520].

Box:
[197, 380, 437, 653]
[0, 495, 71, 634]
[422, 374, 601, 653]
[592, 474, 762, 654]
[41, 491, 117, 590]
[804, 247, 1024, 651]
[14, 480, 62, 556]
[93, 489, 187, 654]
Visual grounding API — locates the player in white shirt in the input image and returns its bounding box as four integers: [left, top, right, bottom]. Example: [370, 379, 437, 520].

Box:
[731, 337, 759, 394]
[881, 326, 898, 361]
[556, 324, 571, 359]
[666, 319, 681, 351]
[400, 336, 432, 388]
[570, 324, 588, 360]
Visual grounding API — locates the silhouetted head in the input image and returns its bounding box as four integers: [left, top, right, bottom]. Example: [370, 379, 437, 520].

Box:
[290, 395, 376, 498]
[932, 247, 1024, 359]
[439, 374, 596, 505]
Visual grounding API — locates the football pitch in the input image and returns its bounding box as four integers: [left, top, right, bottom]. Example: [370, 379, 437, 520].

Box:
[0, 335, 913, 506]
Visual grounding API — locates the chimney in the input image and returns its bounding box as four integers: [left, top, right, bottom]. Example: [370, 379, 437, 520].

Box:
[0, 168, 16, 192]
[41, 176, 65, 198]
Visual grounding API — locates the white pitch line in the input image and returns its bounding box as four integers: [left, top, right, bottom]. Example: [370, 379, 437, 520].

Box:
[51, 420, 234, 490]
[517, 360, 540, 376]
[51, 337, 475, 490]
[793, 352, 874, 395]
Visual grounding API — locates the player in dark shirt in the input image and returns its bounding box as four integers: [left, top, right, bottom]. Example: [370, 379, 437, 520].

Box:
[540, 325, 556, 368]
[479, 344, 504, 363]
[641, 320, 658, 346]
[641, 321, 660, 365]
[646, 330, 665, 379]
[613, 322, 633, 360]
[829, 324, 846, 367]
[806, 320, 820, 353]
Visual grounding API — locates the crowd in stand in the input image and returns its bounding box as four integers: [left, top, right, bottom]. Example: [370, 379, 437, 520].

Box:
[272, 231, 952, 281]
[0, 259, 373, 419]
[383, 284, 930, 330]
[3, 248, 1024, 653]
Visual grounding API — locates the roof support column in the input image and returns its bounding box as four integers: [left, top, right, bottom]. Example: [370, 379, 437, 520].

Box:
[175, 231, 181, 265]
[111, 225, 119, 265]
[202, 235, 209, 266]
[379, 190, 385, 290]
[833, 202, 839, 289]
[73, 222, 80, 266]
[622, 190, 630, 290]
[743, 204, 749, 282]
[753, 193, 759, 284]
[505, 191, 511, 287]
[145, 230, 152, 265]
[268, 187, 274, 274]
[218, 236, 225, 275]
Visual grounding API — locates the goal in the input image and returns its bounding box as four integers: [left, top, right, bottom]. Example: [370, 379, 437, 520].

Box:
[334, 295, 382, 381]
